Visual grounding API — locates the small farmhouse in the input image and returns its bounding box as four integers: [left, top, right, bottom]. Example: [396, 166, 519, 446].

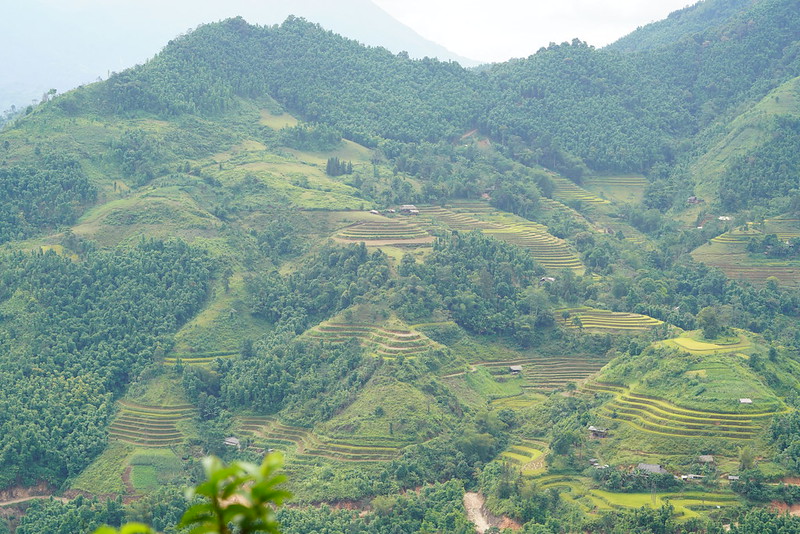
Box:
[636, 463, 668, 475]
[588, 425, 608, 438]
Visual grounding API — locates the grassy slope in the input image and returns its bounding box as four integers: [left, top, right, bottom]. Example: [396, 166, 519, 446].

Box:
[691, 218, 800, 287]
[692, 75, 800, 201]
[581, 331, 798, 470]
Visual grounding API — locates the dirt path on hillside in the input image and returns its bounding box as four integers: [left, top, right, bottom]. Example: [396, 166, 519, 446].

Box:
[464, 492, 521, 533]
[0, 495, 68, 507]
[464, 492, 491, 533]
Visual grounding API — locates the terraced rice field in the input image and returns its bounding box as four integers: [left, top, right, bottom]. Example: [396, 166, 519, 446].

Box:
[501, 441, 546, 475]
[583, 383, 778, 440]
[694, 225, 800, 286]
[335, 219, 433, 245]
[547, 174, 608, 205]
[419, 205, 583, 272]
[530, 474, 585, 491]
[305, 321, 435, 358]
[237, 416, 405, 462]
[662, 333, 751, 354]
[479, 355, 609, 391]
[555, 307, 663, 331]
[583, 175, 648, 204]
[163, 350, 237, 367]
[108, 401, 194, 447]
[763, 217, 800, 240]
[589, 490, 738, 518]
[710, 230, 759, 246]
[539, 197, 593, 225]
[419, 206, 502, 231]
[587, 175, 648, 188]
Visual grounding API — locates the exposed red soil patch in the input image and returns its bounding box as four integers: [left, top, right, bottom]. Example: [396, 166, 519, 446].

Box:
[771, 501, 800, 516]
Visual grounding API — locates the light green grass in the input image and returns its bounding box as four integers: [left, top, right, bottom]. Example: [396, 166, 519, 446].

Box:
[259, 110, 299, 129]
[129, 449, 184, 493]
[125, 374, 189, 407]
[71, 441, 134, 495]
[692, 76, 800, 200]
[464, 367, 524, 399]
[172, 273, 272, 355]
[317, 376, 444, 443]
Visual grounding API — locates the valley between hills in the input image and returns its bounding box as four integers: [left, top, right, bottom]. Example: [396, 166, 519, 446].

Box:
[4, 1, 800, 532]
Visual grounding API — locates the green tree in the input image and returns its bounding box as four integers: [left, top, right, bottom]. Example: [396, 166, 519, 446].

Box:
[697, 306, 723, 339]
[95, 454, 290, 534]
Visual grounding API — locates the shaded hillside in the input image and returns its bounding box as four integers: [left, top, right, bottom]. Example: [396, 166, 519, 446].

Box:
[623, 0, 800, 124]
[0, 0, 478, 113]
[98, 17, 485, 145]
[610, 0, 757, 53]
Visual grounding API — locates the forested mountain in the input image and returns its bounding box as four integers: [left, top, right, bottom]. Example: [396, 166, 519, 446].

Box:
[610, 0, 758, 53]
[0, 0, 478, 114]
[5, 2, 800, 533]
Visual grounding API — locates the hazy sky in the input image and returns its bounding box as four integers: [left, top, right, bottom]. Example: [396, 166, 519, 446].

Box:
[373, 0, 694, 62]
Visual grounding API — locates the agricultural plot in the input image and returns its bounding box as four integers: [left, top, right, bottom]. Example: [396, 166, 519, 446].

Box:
[335, 218, 433, 246]
[129, 449, 184, 493]
[583, 383, 779, 440]
[583, 175, 648, 204]
[419, 204, 584, 273]
[108, 401, 195, 448]
[547, 174, 609, 206]
[694, 224, 800, 287]
[589, 490, 738, 519]
[418, 205, 502, 231]
[763, 216, 800, 241]
[169, 273, 272, 362]
[477, 354, 610, 391]
[555, 307, 663, 332]
[304, 320, 436, 358]
[501, 441, 547, 476]
[660, 331, 752, 354]
[237, 416, 404, 463]
[538, 197, 596, 229]
[163, 350, 237, 367]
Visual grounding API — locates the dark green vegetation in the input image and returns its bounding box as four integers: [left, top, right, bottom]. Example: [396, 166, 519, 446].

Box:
[0, 240, 213, 487]
[6, 0, 800, 532]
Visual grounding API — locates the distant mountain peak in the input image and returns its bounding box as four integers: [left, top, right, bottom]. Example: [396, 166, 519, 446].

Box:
[0, 0, 480, 112]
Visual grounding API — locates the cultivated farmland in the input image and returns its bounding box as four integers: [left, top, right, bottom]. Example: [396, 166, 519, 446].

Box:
[419, 203, 584, 273]
[335, 218, 433, 246]
[304, 320, 437, 358]
[479, 355, 609, 391]
[237, 416, 404, 462]
[583, 382, 781, 440]
[555, 306, 663, 331]
[108, 401, 194, 447]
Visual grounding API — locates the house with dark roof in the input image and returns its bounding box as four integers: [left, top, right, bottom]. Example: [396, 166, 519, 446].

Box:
[636, 463, 668, 475]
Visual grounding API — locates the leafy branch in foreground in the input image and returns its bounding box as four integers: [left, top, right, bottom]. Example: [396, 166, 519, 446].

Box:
[95, 453, 291, 534]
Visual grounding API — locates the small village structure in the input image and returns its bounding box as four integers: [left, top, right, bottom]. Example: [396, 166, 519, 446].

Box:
[681, 474, 706, 480]
[399, 204, 419, 215]
[509, 365, 523, 375]
[636, 463, 668, 475]
[588, 425, 608, 438]
[223, 436, 241, 449]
